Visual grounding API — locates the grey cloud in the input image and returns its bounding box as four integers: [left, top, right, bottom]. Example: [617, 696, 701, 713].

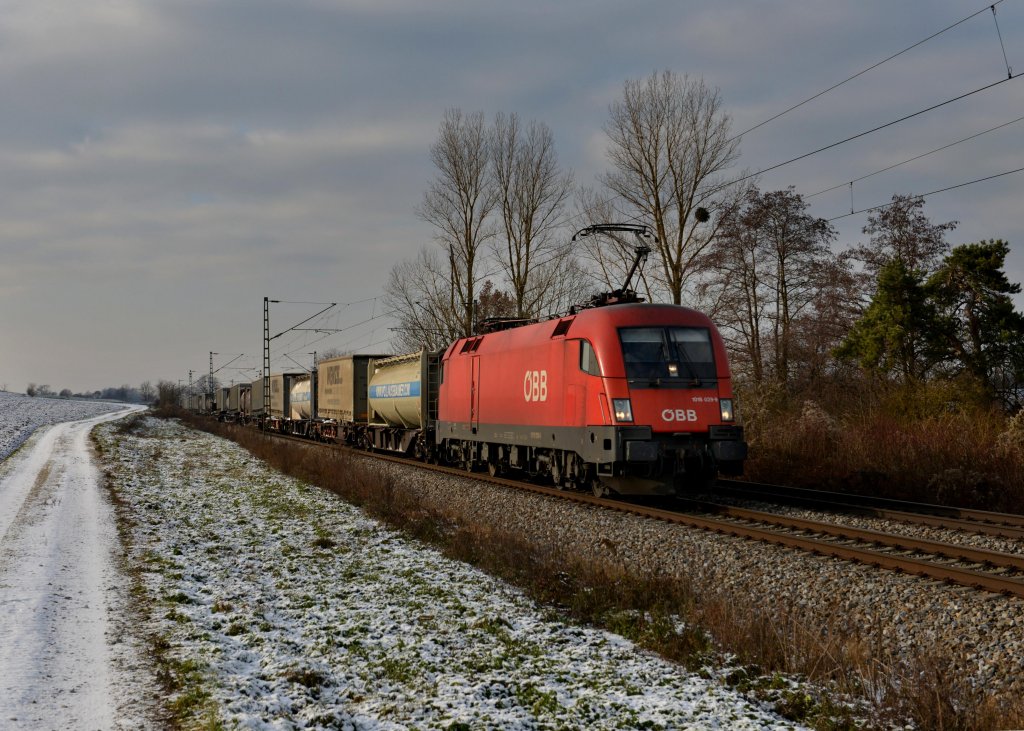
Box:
[0, 0, 1021, 391]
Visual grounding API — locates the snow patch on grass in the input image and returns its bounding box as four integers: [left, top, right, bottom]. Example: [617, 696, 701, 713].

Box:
[97, 416, 805, 730]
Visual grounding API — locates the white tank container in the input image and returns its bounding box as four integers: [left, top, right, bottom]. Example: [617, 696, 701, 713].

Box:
[368, 352, 425, 428]
[290, 375, 312, 420]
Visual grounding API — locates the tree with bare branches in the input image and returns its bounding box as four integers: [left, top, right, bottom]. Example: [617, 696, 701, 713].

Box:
[702, 187, 850, 390]
[384, 247, 467, 353]
[490, 112, 575, 318]
[417, 109, 497, 339]
[602, 70, 745, 304]
[849, 194, 957, 279]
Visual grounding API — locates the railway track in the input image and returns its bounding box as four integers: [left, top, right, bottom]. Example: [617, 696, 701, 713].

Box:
[228, 425, 1024, 599]
[714, 478, 1024, 539]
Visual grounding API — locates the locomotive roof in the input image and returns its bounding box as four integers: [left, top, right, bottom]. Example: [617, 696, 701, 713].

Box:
[444, 302, 717, 359]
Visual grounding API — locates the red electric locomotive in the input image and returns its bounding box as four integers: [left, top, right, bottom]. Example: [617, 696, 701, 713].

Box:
[436, 225, 747, 496]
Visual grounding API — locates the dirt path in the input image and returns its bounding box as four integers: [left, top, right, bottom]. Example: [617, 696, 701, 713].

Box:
[0, 407, 149, 730]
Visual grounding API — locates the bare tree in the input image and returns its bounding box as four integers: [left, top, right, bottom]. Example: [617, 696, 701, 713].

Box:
[317, 348, 351, 361]
[490, 112, 575, 318]
[849, 194, 957, 279]
[139, 381, 155, 403]
[702, 188, 847, 390]
[788, 255, 862, 391]
[602, 70, 745, 304]
[193, 374, 220, 395]
[475, 280, 516, 322]
[156, 380, 184, 411]
[417, 108, 497, 339]
[384, 247, 467, 353]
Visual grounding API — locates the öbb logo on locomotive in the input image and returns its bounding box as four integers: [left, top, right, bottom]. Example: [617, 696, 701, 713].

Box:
[523, 370, 548, 402]
[662, 409, 698, 422]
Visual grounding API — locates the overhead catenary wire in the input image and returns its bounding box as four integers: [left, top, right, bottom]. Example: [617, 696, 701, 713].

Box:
[826, 165, 1024, 221]
[278, 309, 398, 362]
[806, 114, 1024, 198]
[728, 0, 1009, 142]
[723, 72, 1022, 193]
[252, 6, 1020, 368]
[479, 2, 1022, 239]
[579, 71, 1022, 235]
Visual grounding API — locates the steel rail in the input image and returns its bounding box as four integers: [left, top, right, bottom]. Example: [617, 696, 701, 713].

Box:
[716, 479, 1024, 538]
[675, 497, 1024, 572]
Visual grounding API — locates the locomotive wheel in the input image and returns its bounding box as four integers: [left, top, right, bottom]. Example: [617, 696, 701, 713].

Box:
[591, 478, 609, 498]
[487, 460, 500, 477]
[550, 460, 563, 489]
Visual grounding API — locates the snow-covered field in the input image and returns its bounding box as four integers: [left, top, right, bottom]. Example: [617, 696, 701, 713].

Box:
[93, 416, 807, 730]
[0, 390, 127, 460]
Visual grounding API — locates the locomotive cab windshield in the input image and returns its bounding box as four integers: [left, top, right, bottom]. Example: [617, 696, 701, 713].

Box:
[619, 326, 717, 387]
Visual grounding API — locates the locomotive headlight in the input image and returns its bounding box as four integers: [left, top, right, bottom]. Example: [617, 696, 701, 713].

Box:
[719, 398, 735, 422]
[612, 398, 634, 423]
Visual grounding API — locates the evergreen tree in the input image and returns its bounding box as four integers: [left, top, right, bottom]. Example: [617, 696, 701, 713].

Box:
[928, 240, 1024, 402]
[836, 260, 943, 382]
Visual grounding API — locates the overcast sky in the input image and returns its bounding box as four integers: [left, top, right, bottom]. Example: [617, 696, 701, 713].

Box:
[1, 0, 1021, 393]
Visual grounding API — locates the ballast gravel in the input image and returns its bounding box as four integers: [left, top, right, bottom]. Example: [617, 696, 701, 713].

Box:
[365, 456, 1024, 702]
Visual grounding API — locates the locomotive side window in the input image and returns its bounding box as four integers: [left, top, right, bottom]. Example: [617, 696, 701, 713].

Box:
[580, 340, 602, 376]
[619, 327, 717, 386]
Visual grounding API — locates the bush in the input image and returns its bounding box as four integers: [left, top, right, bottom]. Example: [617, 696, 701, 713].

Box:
[740, 378, 1024, 512]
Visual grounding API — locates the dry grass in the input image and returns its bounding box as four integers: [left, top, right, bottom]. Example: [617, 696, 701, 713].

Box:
[741, 381, 1024, 513]
[176, 414, 1024, 730]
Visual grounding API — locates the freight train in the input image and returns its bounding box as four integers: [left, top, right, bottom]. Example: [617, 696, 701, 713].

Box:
[197, 226, 747, 496]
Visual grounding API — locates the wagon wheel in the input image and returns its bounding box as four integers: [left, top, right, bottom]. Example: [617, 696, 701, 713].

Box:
[591, 477, 609, 498]
[487, 460, 500, 477]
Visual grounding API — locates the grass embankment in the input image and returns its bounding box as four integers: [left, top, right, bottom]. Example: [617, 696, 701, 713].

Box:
[178, 411, 1023, 731]
[94, 414, 225, 730]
